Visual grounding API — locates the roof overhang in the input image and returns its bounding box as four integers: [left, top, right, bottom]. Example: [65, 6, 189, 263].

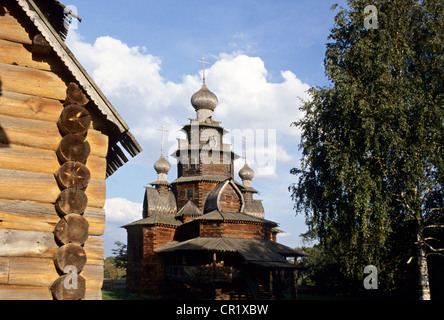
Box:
[16, 0, 142, 176]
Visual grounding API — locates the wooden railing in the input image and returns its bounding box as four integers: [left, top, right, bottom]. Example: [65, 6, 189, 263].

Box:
[165, 266, 233, 284]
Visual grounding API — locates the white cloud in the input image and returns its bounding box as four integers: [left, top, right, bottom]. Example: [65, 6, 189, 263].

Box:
[65, 31, 311, 255]
[66, 30, 309, 134]
[66, 30, 309, 177]
[104, 197, 142, 223]
[208, 54, 310, 137]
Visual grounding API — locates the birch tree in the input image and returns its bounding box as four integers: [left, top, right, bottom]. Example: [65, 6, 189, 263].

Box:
[290, 0, 443, 299]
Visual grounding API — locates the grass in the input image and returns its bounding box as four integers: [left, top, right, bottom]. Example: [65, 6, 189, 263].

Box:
[102, 289, 348, 300]
[102, 289, 153, 300]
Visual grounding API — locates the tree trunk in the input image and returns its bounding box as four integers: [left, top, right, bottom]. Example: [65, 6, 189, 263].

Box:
[417, 232, 431, 300]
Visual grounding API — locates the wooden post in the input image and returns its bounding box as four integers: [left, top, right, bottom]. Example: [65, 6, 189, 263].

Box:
[293, 258, 299, 300]
[269, 270, 274, 299]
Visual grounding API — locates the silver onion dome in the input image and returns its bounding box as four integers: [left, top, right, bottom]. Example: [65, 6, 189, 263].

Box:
[153, 154, 171, 174]
[239, 163, 255, 181]
[191, 83, 218, 111]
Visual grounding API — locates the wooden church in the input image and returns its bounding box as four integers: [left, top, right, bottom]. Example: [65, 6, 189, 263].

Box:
[123, 67, 306, 299]
[0, 0, 141, 299]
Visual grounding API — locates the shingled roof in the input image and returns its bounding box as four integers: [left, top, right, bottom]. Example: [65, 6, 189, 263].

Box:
[143, 187, 177, 217]
[204, 179, 245, 213]
[156, 237, 307, 267]
[122, 214, 182, 229]
[243, 199, 265, 219]
[176, 200, 203, 218]
[191, 210, 278, 228]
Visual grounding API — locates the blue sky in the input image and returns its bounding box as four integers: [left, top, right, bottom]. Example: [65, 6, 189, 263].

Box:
[64, 0, 347, 257]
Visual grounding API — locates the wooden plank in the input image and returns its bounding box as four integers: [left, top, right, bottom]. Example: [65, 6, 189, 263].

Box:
[85, 289, 103, 300]
[0, 257, 8, 284]
[0, 229, 54, 257]
[7, 257, 59, 287]
[0, 285, 52, 300]
[0, 168, 59, 204]
[87, 178, 107, 208]
[0, 114, 109, 158]
[0, 229, 104, 260]
[0, 90, 63, 122]
[4, 257, 103, 289]
[0, 199, 105, 236]
[0, 38, 52, 71]
[0, 169, 106, 208]
[0, 12, 33, 45]
[82, 264, 104, 290]
[84, 237, 105, 261]
[0, 62, 67, 100]
[0, 113, 61, 152]
[0, 144, 106, 180]
[0, 144, 59, 176]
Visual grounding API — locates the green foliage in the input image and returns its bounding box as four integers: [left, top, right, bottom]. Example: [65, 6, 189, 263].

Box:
[290, 0, 443, 297]
[103, 241, 128, 279]
[112, 240, 128, 269]
[104, 256, 126, 279]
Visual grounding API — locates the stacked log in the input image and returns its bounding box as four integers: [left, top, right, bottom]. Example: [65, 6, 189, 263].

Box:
[50, 83, 92, 300]
[0, 6, 107, 299]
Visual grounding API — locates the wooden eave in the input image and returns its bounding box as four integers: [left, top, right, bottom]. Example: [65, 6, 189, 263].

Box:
[16, 0, 142, 176]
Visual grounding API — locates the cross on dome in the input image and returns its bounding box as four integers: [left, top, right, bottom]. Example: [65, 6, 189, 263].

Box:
[191, 57, 218, 121]
[242, 136, 248, 164]
[198, 56, 210, 84]
[157, 124, 168, 156]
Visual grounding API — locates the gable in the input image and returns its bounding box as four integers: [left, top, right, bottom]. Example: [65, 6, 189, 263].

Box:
[219, 182, 242, 212]
[204, 179, 245, 213]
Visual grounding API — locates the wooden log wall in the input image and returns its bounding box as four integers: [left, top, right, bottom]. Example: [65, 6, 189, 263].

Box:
[0, 3, 108, 300]
[50, 84, 92, 300]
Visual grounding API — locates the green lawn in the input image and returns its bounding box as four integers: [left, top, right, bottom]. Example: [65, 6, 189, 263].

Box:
[102, 289, 153, 300]
[102, 289, 348, 300]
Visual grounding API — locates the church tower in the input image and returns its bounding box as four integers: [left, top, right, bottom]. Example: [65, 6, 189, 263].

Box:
[123, 58, 306, 299]
[171, 58, 241, 212]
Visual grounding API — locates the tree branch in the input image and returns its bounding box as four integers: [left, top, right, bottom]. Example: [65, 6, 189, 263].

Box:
[424, 242, 444, 252]
[424, 225, 444, 229]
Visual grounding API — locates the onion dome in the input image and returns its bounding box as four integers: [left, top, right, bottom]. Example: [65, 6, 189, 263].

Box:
[239, 163, 255, 182]
[191, 83, 218, 111]
[153, 154, 171, 174]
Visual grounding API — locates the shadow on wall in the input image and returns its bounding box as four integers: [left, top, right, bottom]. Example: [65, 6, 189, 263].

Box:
[0, 79, 10, 147]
